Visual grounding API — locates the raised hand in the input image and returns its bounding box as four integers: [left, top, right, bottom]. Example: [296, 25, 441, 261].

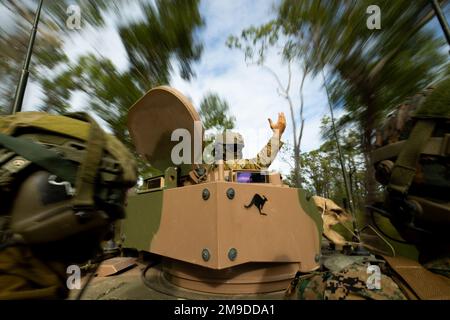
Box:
[268, 112, 286, 136]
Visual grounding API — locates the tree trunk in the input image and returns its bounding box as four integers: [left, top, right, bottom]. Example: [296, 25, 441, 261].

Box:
[292, 145, 301, 188]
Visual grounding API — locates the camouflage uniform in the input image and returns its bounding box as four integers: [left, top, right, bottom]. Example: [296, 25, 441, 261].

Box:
[224, 135, 284, 170]
[286, 252, 450, 300]
[292, 268, 406, 300]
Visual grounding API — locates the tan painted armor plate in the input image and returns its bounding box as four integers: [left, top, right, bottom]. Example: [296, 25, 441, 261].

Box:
[127, 86, 202, 172]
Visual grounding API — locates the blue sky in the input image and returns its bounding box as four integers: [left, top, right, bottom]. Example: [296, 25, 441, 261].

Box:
[169, 1, 330, 174]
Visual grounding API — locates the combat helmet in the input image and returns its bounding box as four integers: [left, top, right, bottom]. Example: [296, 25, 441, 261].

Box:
[214, 131, 245, 161]
[0, 112, 137, 248]
[371, 78, 450, 247]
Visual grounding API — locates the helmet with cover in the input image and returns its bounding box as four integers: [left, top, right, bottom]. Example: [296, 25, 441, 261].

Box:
[0, 112, 137, 258]
[213, 131, 245, 161]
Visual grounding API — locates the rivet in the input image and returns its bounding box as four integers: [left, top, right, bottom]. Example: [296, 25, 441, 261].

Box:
[202, 249, 210, 262]
[226, 188, 235, 199]
[228, 248, 237, 261]
[202, 188, 210, 200]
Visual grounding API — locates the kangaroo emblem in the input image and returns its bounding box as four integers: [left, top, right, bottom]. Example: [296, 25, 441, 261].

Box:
[244, 194, 268, 215]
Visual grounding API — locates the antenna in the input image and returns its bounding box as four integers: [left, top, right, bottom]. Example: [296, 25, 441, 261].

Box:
[321, 70, 361, 242]
[430, 0, 450, 48]
[10, 0, 44, 114]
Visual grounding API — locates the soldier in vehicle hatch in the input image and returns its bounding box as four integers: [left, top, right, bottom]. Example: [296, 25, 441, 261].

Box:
[212, 112, 287, 170]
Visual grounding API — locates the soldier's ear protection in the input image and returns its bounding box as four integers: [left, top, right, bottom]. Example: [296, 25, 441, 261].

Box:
[9, 170, 112, 244]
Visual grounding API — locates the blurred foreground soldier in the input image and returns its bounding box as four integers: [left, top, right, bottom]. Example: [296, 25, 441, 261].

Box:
[0, 112, 137, 299]
[286, 78, 450, 300]
[213, 112, 286, 170]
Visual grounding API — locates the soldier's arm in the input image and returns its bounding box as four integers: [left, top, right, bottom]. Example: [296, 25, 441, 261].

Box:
[251, 134, 284, 168]
[224, 135, 283, 170]
[249, 112, 286, 169]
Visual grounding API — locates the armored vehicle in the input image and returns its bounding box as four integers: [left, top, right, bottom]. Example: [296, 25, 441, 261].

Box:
[78, 86, 322, 299]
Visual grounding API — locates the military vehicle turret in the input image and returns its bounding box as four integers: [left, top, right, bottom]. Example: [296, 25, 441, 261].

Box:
[79, 86, 323, 299]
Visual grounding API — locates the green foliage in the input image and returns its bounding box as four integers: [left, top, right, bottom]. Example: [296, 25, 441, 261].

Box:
[120, 0, 204, 83]
[416, 77, 450, 118]
[0, 1, 204, 178]
[199, 93, 235, 133]
[278, 0, 448, 136]
[226, 21, 281, 65]
[295, 116, 368, 210]
[278, 0, 449, 203]
[0, 0, 120, 111]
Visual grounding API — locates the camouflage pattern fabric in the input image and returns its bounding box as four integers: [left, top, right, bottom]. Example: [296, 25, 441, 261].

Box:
[286, 254, 450, 300]
[287, 260, 407, 300]
[224, 135, 284, 170]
